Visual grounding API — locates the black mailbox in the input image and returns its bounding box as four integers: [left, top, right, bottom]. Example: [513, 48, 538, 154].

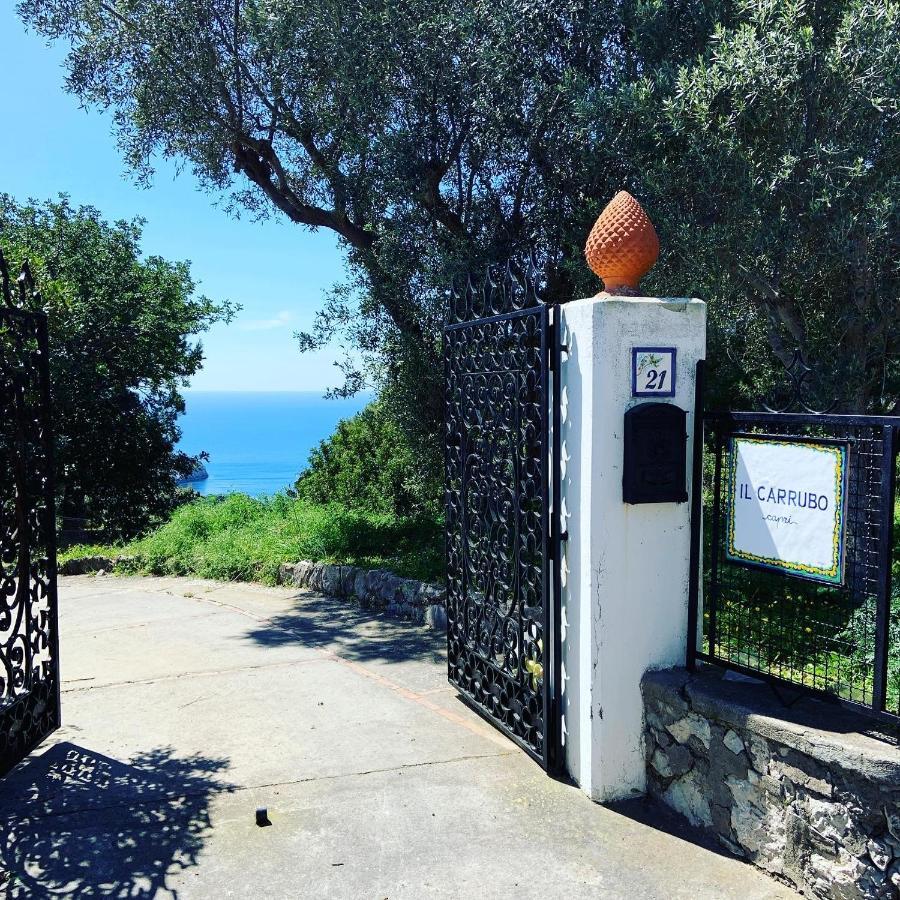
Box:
[623, 402, 688, 504]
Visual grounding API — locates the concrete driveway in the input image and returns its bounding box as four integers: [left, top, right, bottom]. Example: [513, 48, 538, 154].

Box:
[0, 575, 798, 898]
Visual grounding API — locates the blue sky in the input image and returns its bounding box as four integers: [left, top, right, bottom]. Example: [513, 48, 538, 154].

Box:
[1, 7, 349, 392]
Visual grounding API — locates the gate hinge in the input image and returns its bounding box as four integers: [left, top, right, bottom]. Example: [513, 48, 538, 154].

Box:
[549, 530, 568, 560]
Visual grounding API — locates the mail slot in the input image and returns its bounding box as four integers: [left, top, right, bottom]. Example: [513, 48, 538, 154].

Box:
[623, 402, 688, 504]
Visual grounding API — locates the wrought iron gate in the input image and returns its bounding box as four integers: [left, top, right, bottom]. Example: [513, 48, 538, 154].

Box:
[0, 253, 61, 778]
[444, 261, 561, 770]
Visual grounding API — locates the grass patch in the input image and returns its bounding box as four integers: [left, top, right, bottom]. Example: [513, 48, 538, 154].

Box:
[60, 493, 444, 585]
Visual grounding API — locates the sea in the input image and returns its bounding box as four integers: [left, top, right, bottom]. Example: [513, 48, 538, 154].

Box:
[176, 391, 371, 497]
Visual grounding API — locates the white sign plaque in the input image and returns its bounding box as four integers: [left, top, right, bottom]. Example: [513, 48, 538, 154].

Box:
[726, 436, 847, 584]
[632, 347, 676, 397]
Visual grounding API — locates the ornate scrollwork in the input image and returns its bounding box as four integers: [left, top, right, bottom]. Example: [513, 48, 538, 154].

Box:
[760, 348, 836, 414]
[445, 301, 548, 761]
[448, 252, 546, 325]
[0, 249, 60, 777]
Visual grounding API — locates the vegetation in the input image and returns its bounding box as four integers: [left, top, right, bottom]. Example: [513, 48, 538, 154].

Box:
[58, 399, 446, 583]
[19, 0, 900, 458]
[0, 196, 235, 538]
[14, 0, 898, 708]
[838, 593, 900, 713]
[705, 583, 900, 713]
[59, 493, 443, 585]
[701, 491, 900, 715]
[295, 400, 441, 519]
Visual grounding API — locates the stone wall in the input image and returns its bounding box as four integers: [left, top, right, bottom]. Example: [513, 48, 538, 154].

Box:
[642, 668, 900, 899]
[59, 555, 134, 576]
[276, 561, 447, 630]
[60, 555, 447, 632]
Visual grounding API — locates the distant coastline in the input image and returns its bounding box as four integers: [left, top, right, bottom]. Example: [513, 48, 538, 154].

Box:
[177, 390, 371, 497]
[176, 460, 208, 485]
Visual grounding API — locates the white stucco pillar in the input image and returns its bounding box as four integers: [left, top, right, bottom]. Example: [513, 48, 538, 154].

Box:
[559, 295, 706, 803]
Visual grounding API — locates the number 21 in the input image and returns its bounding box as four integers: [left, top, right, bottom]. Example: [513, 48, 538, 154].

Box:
[646, 369, 667, 390]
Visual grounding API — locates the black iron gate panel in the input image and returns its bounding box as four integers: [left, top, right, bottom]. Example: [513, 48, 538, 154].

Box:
[444, 303, 555, 766]
[0, 259, 61, 778]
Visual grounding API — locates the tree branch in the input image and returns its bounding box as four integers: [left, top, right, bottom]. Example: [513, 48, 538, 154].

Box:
[417, 122, 471, 237]
[732, 259, 806, 343]
[232, 140, 373, 248]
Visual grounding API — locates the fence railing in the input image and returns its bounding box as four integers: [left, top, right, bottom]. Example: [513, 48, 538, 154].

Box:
[689, 381, 900, 727]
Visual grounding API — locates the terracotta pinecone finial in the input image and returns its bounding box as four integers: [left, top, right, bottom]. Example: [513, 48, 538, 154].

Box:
[584, 191, 659, 295]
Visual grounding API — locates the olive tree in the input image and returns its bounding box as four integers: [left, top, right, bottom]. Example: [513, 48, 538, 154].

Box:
[18, 0, 899, 430]
[631, 0, 900, 411]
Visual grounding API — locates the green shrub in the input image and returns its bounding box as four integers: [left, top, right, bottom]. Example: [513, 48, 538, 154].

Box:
[295, 401, 441, 519]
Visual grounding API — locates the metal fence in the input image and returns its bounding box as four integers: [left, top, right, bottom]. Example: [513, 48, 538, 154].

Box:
[689, 387, 900, 727]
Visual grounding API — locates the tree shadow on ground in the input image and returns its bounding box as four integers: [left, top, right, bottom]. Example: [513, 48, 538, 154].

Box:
[243, 592, 446, 666]
[0, 741, 232, 898]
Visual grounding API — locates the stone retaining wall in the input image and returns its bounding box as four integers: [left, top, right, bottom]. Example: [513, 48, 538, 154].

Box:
[60, 555, 447, 631]
[59, 555, 133, 576]
[276, 561, 447, 630]
[643, 667, 900, 899]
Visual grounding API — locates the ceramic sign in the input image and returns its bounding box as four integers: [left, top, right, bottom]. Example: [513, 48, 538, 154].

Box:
[632, 347, 676, 397]
[726, 436, 847, 585]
